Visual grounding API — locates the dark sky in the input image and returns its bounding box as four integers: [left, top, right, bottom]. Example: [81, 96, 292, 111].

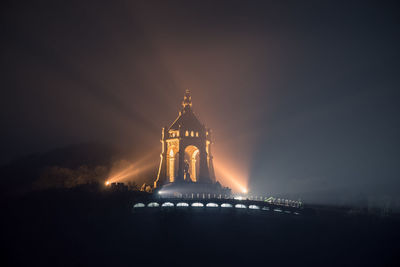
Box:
[1, 0, 400, 205]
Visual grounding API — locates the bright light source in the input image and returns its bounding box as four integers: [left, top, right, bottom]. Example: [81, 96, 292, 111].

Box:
[105, 150, 158, 184]
[161, 202, 174, 207]
[213, 160, 248, 194]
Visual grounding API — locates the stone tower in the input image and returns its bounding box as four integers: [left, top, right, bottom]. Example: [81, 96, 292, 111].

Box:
[154, 90, 216, 188]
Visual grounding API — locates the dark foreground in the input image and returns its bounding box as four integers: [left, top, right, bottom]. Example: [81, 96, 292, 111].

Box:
[2, 189, 400, 267]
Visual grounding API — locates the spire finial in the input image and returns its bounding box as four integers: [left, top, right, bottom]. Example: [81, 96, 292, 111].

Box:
[182, 89, 192, 109]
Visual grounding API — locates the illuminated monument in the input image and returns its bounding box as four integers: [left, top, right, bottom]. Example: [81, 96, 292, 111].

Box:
[154, 90, 217, 189]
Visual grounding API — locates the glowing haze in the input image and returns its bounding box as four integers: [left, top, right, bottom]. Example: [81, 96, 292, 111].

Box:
[105, 149, 159, 185]
[1, 1, 400, 207]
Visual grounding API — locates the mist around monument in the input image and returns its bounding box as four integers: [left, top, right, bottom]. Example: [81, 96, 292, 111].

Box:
[2, 90, 399, 267]
[2, 1, 400, 266]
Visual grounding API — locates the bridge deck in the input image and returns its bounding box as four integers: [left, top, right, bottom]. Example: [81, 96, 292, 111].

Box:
[132, 197, 302, 215]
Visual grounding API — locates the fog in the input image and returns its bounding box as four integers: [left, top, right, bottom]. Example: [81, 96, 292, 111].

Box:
[1, 1, 400, 207]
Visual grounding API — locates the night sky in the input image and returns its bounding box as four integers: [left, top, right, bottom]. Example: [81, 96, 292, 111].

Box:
[1, 1, 400, 205]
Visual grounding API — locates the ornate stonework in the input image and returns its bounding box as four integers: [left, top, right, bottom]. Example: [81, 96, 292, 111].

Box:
[154, 90, 216, 188]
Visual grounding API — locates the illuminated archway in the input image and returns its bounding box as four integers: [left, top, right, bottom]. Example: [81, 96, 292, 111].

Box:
[167, 146, 178, 182]
[184, 145, 200, 182]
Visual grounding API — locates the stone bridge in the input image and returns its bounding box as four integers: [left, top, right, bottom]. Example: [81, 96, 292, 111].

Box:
[131, 197, 302, 215]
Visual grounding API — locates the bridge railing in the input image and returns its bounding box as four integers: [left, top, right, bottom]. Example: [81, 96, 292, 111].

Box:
[156, 193, 302, 208]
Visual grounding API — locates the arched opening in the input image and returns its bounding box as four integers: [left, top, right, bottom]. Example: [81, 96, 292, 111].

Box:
[133, 203, 145, 208]
[147, 202, 159, 207]
[167, 146, 178, 182]
[184, 145, 200, 182]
